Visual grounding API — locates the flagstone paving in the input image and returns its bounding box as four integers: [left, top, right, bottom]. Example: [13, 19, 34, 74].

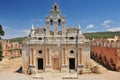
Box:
[0, 58, 120, 80]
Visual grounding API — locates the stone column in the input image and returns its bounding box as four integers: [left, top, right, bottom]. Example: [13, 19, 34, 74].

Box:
[49, 49, 52, 66]
[45, 48, 52, 72]
[62, 48, 64, 65]
[79, 48, 82, 65]
[30, 49, 32, 65]
[54, 21, 58, 37]
[46, 48, 50, 66]
[62, 21, 66, 36]
[32, 49, 34, 65]
[46, 49, 48, 65]
[48, 49, 50, 65]
[63, 48, 66, 65]
[33, 50, 36, 66]
[46, 21, 50, 36]
[30, 50, 31, 65]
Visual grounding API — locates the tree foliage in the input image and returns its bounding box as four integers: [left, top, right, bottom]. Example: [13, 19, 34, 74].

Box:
[0, 25, 4, 61]
[0, 43, 3, 61]
[84, 31, 120, 40]
[8, 37, 26, 44]
[0, 25, 4, 37]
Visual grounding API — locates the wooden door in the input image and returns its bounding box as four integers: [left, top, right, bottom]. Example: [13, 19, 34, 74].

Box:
[53, 58, 59, 69]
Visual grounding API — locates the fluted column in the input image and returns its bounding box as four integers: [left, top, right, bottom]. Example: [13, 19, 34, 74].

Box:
[33, 50, 35, 66]
[30, 49, 32, 65]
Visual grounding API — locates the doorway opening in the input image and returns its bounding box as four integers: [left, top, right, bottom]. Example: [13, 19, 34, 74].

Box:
[69, 58, 75, 70]
[38, 58, 43, 70]
[53, 58, 59, 70]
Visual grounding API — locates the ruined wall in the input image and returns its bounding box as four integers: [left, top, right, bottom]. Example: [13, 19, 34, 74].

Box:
[2, 40, 21, 59]
[91, 45, 120, 71]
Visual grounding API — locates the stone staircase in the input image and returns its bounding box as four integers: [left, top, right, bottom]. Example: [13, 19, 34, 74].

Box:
[91, 59, 107, 72]
[33, 71, 78, 80]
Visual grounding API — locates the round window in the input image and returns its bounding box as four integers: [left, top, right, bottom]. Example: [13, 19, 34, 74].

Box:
[39, 50, 43, 54]
[70, 50, 74, 54]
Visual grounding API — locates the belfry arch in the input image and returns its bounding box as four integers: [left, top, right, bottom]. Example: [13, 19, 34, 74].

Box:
[46, 2, 66, 36]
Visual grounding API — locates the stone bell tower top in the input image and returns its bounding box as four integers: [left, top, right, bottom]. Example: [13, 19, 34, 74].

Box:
[46, 2, 66, 37]
[50, 2, 61, 15]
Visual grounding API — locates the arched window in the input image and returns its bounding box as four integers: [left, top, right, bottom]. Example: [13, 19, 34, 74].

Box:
[16, 44, 17, 48]
[6, 44, 8, 49]
[110, 58, 113, 63]
[104, 56, 106, 61]
[58, 19, 61, 26]
[11, 44, 13, 48]
[50, 20, 53, 25]
[54, 6, 57, 11]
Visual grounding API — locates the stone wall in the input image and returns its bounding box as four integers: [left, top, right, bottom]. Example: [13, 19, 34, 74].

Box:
[1, 40, 22, 59]
[91, 38, 120, 71]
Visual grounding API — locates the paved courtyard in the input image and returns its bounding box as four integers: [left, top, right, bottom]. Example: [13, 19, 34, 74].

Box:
[0, 58, 120, 80]
[0, 70, 120, 80]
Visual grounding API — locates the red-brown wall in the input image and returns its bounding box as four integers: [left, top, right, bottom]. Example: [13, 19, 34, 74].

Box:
[91, 45, 120, 71]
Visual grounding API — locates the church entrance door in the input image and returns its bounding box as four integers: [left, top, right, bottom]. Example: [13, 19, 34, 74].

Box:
[53, 58, 59, 69]
[38, 58, 43, 70]
[69, 58, 75, 70]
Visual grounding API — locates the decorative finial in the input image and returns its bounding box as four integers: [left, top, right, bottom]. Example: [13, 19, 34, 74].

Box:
[32, 23, 34, 30]
[55, 1, 57, 3]
[54, 0, 57, 4]
[78, 24, 81, 30]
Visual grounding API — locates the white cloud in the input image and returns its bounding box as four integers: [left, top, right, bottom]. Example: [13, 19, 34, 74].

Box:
[107, 27, 120, 32]
[2, 26, 30, 39]
[102, 20, 113, 27]
[3, 26, 9, 29]
[22, 29, 30, 34]
[85, 30, 98, 33]
[86, 24, 94, 29]
[31, 18, 43, 22]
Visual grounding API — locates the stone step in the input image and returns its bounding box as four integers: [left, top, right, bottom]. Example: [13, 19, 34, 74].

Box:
[62, 72, 78, 80]
[91, 59, 107, 72]
[33, 73, 44, 80]
[33, 72, 79, 80]
[52, 70, 61, 73]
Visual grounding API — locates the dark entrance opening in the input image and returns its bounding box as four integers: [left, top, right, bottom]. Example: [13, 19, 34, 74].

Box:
[69, 58, 75, 69]
[38, 58, 43, 70]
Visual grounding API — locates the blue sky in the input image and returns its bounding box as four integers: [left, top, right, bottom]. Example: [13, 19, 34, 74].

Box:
[1, 0, 120, 39]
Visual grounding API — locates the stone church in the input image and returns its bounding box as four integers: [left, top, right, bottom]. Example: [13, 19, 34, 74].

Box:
[22, 2, 91, 73]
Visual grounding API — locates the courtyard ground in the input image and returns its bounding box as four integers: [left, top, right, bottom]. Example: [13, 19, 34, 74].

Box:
[0, 57, 120, 80]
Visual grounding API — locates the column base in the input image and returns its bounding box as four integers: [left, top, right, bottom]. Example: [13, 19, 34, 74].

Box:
[61, 64, 69, 73]
[45, 65, 52, 72]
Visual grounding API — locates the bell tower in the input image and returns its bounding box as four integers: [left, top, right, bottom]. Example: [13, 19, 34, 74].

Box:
[46, 2, 66, 37]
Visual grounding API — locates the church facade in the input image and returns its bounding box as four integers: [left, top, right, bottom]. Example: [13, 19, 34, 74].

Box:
[22, 2, 91, 73]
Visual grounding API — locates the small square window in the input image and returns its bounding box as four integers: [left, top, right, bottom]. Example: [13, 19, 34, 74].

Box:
[38, 38, 42, 40]
[70, 37, 74, 40]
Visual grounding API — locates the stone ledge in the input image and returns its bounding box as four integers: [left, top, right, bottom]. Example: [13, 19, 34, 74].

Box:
[62, 77, 78, 79]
